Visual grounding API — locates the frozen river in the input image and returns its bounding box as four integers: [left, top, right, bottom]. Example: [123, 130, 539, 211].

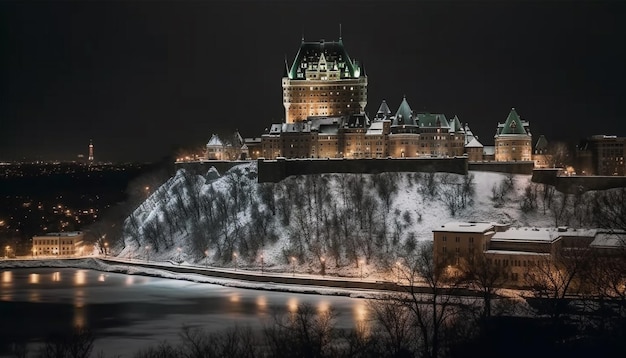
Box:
[0, 268, 371, 357]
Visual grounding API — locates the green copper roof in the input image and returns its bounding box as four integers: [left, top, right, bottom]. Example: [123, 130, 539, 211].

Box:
[500, 108, 528, 135]
[417, 113, 450, 128]
[288, 39, 360, 80]
[392, 97, 416, 126]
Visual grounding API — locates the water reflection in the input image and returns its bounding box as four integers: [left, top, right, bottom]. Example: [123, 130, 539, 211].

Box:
[1, 267, 370, 356]
[318, 300, 330, 313]
[256, 295, 268, 312]
[29, 273, 40, 284]
[28, 291, 40, 302]
[75, 270, 86, 285]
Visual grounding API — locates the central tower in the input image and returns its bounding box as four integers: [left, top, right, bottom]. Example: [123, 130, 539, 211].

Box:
[282, 37, 367, 123]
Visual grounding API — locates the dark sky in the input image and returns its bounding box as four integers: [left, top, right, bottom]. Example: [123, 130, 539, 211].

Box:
[1, 1, 625, 162]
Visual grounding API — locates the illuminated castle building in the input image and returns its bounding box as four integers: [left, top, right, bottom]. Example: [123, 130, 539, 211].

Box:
[282, 36, 367, 123]
[198, 35, 542, 164]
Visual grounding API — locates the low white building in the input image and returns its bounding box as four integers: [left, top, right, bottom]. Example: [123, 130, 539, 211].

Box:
[32, 231, 84, 256]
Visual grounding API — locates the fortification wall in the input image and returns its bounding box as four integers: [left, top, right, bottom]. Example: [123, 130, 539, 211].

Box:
[468, 161, 535, 175]
[175, 160, 252, 177]
[531, 169, 626, 193]
[257, 157, 468, 183]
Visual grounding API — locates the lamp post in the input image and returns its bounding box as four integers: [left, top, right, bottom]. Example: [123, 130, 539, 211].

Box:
[291, 256, 296, 277]
[145, 246, 150, 263]
[260, 253, 264, 274]
[104, 242, 108, 257]
[359, 259, 364, 279]
[233, 253, 238, 271]
[204, 250, 209, 268]
[5, 245, 10, 259]
[320, 257, 326, 277]
[177, 247, 182, 265]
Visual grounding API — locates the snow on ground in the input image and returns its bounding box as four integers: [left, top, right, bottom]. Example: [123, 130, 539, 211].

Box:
[114, 163, 555, 278]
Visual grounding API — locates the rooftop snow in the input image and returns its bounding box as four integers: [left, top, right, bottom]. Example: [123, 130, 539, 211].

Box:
[434, 222, 495, 233]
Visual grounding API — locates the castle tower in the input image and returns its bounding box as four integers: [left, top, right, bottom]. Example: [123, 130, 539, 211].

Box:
[494, 108, 532, 161]
[282, 37, 367, 123]
[88, 140, 94, 162]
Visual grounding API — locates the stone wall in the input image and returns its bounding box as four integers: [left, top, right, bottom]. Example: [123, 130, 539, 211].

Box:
[257, 157, 468, 183]
[531, 169, 626, 193]
[468, 161, 535, 175]
[175, 160, 252, 177]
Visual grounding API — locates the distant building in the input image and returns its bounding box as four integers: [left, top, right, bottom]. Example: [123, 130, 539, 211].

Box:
[434, 222, 626, 287]
[576, 135, 626, 176]
[494, 108, 532, 161]
[32, 231, 84, 256]
[205, 131, 248, 160]
[283, 37, 367, 123]
[88, 140, 94, 162]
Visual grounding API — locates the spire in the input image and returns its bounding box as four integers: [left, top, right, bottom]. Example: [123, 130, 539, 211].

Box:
[339, 23, 342, 41]
[284, 54, 290, 78]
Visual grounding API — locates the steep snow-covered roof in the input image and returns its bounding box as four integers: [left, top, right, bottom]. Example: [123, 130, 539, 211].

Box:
[207, 134, 223, 147]
[465, 137, 484, 148]
[366, 121, 385, 135]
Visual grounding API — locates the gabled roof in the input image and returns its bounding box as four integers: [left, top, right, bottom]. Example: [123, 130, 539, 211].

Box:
[498, 108, 529, 135]
[392, 97, 417, 126]
[207, 134, 223, 147]
[465, 137, 484, 148]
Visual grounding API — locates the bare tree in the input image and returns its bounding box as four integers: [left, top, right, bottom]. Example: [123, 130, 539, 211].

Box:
[460, 256, 506, 318]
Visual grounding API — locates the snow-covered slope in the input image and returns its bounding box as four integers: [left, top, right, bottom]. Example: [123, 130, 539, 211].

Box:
[117, 163, 556, 276]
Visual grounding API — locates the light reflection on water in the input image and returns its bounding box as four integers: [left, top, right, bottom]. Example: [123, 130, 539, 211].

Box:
[1, 268, 372, 356]
[287, 297, 299, 312]
[2, 270, 12, 284]
[29, 273, 39, 284]
[75, 270, 86, 285]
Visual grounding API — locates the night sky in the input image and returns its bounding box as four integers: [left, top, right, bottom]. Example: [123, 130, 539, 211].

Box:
[1, 1, 625, 162]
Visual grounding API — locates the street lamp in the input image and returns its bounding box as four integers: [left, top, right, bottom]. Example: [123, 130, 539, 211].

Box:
[320, 257, 326, 277]
[291, 256, 296, 277]
[204, 249, 209, 268]
[359, 259, 365, 279]
[5, 245, 10, 258]
[145, 246, 150, 263]
[104, 242, 108, 257]
[260, 253, 264, 274]
[233, 253, 238, 271]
